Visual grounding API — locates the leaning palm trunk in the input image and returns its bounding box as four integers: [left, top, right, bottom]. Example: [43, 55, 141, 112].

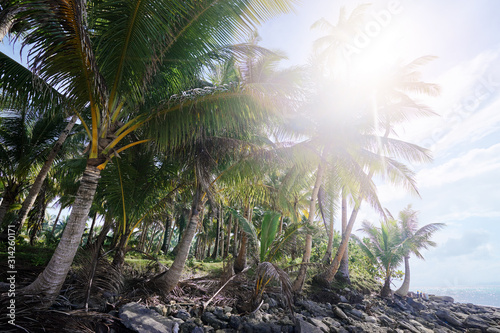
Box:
[234, 232, 248, 273]
[148, 190, 203, 294]
[13, 115, 78, 236]
[395, 255, 411, 297]
[22, 163, 101, 303]
[335, 193, 350, 283]
[316, 201, 361, 283]
[292, 162, 324, 292]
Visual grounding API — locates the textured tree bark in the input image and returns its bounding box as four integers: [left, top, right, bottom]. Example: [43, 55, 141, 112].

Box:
[335, 192, 351, 283]
[22, 162, 101, 304]
[51, 205, 64, 236]
[317, 201, 361, 283]
[381, 273, 392, 298]
[161, 214, 172, 253]
[147, 186, 203, 294]
[232, 221, 239, 257]
[0, 183, 21, 233]
[292, 162, 324, 292]
[234, 206, 252, 273]
[211, 211, 220, 259]
[395, 256, 411, 297]
[14, 115, 77, 235]
[233, 231, 247, 273]
[224, 214, 232, 258]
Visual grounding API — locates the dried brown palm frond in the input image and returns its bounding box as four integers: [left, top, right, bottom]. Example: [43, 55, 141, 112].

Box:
[252, 262, 294, 318]
[68, 244, 123, 311]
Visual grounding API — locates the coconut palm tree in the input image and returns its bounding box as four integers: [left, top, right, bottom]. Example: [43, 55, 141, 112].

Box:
[0, 108, 68, 228]
[394, 205, 445, 296]
[1, 0, 298, 302]
[304, 4, 440, 289]
[354, 219, 405, 297]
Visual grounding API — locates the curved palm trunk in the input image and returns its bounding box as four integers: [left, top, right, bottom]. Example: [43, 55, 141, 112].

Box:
[14, 115, 78, 236]
[234, 231, 248, 273]
[160, 213, 172, 253]
[0, 185, 18, 230]
[112, 232, 129, 269]
[335, 192, 350, 283]
[292, 162, 324, 292]
[22, 162, 101, 303]
[148, 187, 203, 294]
[317, 201, 361, 283]
[381, 272, 392, 298]
[395, 255, 411, 297]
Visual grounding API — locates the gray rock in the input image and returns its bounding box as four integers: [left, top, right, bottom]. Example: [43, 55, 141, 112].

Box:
[333, 306, 349, 321]
[201, 311, 228, 329]
[348, 308, 365, 320]
[378, 313, 395, 326]
[322, 317, 341, 329]
[487, 327, 500, 333]
[213, 307, 230, 321]
[297, 299, 330, 317]
[307, 317, 330, 332]
[407, 298, 427, 311]
[365, 316, 377, 323]
[297, 319, 322, 333]
[464, 314, 492, 330]
[119, 302, 182, 333]
[436, 309, 463, 327]
[179, 321, 197, 333]
[430, 295, 454, 303]
[228, 315, 242, 329]
[175, 310, 191, 321]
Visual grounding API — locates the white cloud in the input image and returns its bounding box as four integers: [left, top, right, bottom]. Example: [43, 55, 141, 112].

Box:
[416, 143, 500, 188]
[398, 47, 500, 152]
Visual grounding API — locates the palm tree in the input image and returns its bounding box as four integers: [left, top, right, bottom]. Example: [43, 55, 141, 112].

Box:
[1, 0, 298, 302]
[394, 205, 445, 296]
[0, 108, 68, 228]
[302, 4, 440, 289]
[354, 219, 405, 297]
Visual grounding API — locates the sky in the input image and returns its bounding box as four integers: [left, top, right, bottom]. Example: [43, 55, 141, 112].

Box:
[258, 0, 500, 289]
[1, 0, 499, 290]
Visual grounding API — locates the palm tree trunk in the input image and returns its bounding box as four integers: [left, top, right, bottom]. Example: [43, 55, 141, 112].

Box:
[316, 201, 361, 284]
[161, 213, 172, 253]
[219, 206, 224, 259]
[148, 186, 203, 294]
[292, 162, 324, 292]
[234, 231, 247, 273]
[14, 115, 77, 236]
[22, 162, 101, 303]
[224, 214, 232, 258]
[211, 212, 220, 259]
[234, 206, 252, 273]
[233, 220, 239, 257]
[112, 232, 129, 269]
[381, 272, 392, 298]
[395, 255, 411, 297]
[0, 183, 21, 233]
[322, 198, 336, 264]
[51, 205, 64, 236]
[86, 212, 98, 246]
[335, 191, 351, 283]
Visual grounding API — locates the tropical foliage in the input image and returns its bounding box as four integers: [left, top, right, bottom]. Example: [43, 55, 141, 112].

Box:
[0, 0, 445, 318]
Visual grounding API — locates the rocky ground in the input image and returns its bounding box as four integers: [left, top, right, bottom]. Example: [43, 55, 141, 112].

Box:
[118, 290, 500, 333]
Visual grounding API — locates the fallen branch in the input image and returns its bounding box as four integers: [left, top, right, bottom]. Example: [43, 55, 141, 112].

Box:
[203, 266, 250, 310]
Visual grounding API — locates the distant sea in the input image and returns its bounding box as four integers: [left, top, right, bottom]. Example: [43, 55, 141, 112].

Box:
[413, 285, 500, 308]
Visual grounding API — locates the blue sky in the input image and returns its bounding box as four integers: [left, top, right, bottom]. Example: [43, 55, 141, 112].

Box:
[258, 0, 500, 288]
